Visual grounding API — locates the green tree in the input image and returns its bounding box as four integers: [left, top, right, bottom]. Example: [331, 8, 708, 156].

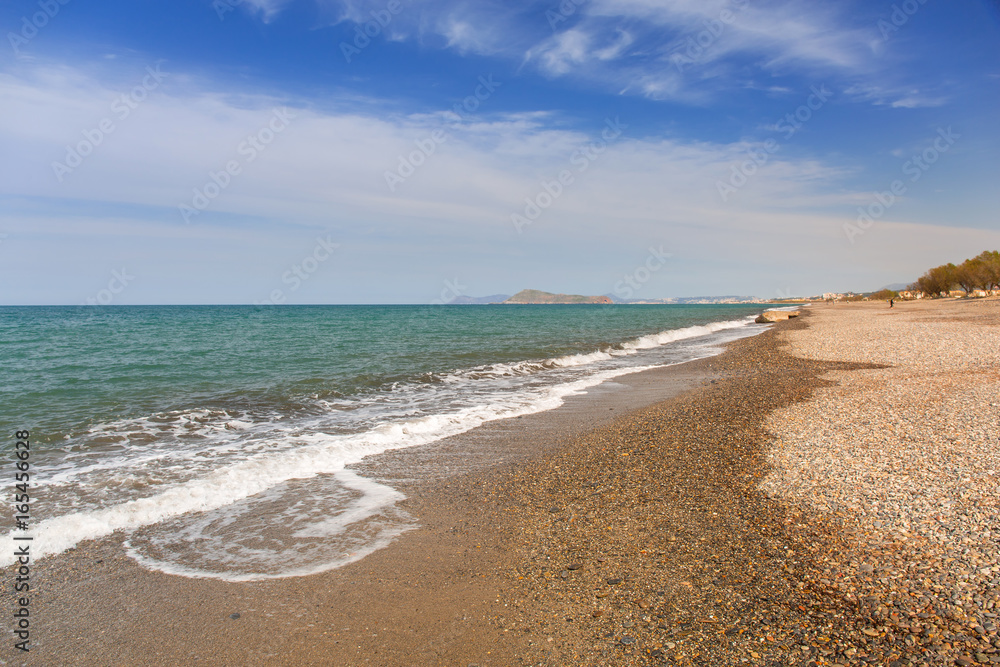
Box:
[912, 263, 957, 297]
[870, 288, 898, 301]
[971, 250, 1000, 290]
[954, 258, 982, 293]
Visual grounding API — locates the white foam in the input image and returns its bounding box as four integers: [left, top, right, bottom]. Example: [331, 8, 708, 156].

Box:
[2, 314, 761, 575]
[0, 364, 659, 568]
[620, 317, 757, 352]
[124, 470, 416, 582]
[457, 316, 755, 376]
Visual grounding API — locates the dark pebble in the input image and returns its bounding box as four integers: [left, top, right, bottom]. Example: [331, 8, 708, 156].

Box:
[229, 613, 241, 620]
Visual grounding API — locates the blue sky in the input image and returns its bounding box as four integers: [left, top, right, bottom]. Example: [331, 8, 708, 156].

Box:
[1, 0, 998, 304]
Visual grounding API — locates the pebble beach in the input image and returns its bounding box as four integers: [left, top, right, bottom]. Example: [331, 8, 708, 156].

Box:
[479, 298, 999, 666]
[762, 299, 1000, 666]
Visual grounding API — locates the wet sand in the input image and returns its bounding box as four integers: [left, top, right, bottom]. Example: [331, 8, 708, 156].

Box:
[6, 334, 731, 666]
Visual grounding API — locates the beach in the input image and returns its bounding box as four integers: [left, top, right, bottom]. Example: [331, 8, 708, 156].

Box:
[7, 298, 999, 666]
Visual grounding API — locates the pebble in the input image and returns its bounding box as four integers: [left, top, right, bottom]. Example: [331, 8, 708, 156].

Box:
[762, 301, 1000, 666]
[485, 300, 1000, 666]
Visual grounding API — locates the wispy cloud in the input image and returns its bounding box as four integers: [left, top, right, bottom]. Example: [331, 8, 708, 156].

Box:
[299, 0, 879, 101]
[237, 0, 294, 23]
[4, 58, 991, 302]
[844, 83, 948, 109]
[0, 61, 858, 237]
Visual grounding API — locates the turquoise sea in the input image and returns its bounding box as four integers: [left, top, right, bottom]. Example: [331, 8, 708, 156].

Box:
[1, 304, 770, 580]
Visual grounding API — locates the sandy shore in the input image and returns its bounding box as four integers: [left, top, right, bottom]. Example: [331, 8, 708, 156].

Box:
[6, 299, 997, 666]
[2, 341, 725, 666]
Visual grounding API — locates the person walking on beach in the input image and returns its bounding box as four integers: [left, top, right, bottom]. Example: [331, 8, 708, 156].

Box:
[889, 298, 894, 308]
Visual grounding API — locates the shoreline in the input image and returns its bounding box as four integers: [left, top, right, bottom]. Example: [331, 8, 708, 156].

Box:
[474, 309, 871, 666]
[5, 326, 752, 666]
[7, 300, 995, 665]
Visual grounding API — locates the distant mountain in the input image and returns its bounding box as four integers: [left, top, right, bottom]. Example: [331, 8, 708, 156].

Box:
[504, 289, 613, 304]
[445, 294, 510, 304]
[880, 283, 910, 291]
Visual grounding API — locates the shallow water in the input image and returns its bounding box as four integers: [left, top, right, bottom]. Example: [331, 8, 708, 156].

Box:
[1, 304, 769, 579]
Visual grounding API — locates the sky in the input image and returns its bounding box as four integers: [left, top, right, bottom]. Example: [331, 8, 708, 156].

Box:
[1, 0, 998, 304]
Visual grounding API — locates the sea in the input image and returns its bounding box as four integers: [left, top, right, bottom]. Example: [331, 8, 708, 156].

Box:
[1, 304, 773, 581]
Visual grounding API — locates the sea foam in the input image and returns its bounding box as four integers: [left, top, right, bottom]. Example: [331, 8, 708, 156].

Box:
[1, 315, 760, 578]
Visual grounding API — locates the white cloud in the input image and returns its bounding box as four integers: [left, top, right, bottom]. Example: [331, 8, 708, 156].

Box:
[289, 0, 882, 101]
[0, 61, 984, 302]
[0, 62, 855, 228]
[594, 29, 634, 61]
[844, 84, 948, 109]
[212, 0, 950, 112]
[534, 29, 591, 75]
[238, 0, 294, 22]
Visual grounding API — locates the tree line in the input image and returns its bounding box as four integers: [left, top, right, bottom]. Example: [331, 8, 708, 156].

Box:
[910, 250, 1000, 297]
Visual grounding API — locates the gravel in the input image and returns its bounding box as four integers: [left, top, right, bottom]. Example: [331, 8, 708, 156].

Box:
[762, 299, 1000, 666]
[485, 298, 999, 666]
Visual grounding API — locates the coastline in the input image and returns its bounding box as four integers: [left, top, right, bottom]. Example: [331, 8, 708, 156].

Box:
[4, 329, 740, 666]
[7, 299, 996, 666]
